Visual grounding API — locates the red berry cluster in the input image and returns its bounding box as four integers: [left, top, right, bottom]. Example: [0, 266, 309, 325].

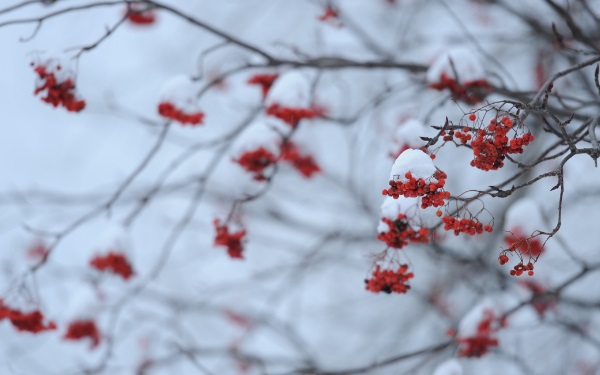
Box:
[444, 126, 473, 144]
[158, 102, 204, 125]
[365, 265, 414, 294]
[213, 219, 247, 259]
[0, 300, 56, 334]
[280, 142, 321, 178]
[377, 214, 429, 249]
[247, 74, 279, 99]
[510, 261, 535, 277]
[90, 251, 135, 280]
[381, 171, 450, 209]
[442, 216, 493, 236]
[457, 310, 502, 357]
[469, 117, 534, 171]
[504, 229, 544, 257]
[265, 103, 321, 127]
[428, 72, 491, 104]
[63, 320, 101, 349]
[234, 147, 278, 181]
[33, 65, 86, 112]
[126, 4, 156, 25]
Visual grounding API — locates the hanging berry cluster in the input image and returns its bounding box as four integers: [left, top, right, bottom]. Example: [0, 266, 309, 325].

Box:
[158, 102, 204, 125]
[63, 320, 101, 349]
[90, 251, 135, 280]
[0, 301, 56, 334]
[247, 74, 279, 99]
[235, 142, 321, 181]
[456, 310, 503, 357]
[365, 265, 414, 294]
[233, 147, 278, 181]
[445, 116, 534, 171]
[377, 214, 429, 249]
[266, 103, 321, 128]
[126, 4, 156, 25]
[280, 141, 321, 178]
[504, 229, 544, 257]
[510, 261, 535, 277]
[442, 216, 493, 236]
[32, 64, 86, 112]
[428, 72, 491, 105]
[213, 219, 246, 259]
[382, 170, 450, 209]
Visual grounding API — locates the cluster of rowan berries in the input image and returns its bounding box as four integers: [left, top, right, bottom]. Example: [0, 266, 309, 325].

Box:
[456, 310, 502, 357]
[504, 230, 544, 257]
[63, 320, 101, 349]
[279, 142, 321, 178]
[442, 216, 493, 236]
[365, 265, 414, 294]
[90, 251, 135, 280]
[377, 214, 429, 249]
[32, 64, 86, 112]
[0, 300, 56, 334]
[510, 261, 535, 277]
[442, 127, 473, 144]
[382, 171, 450, 209]
[247, 74, 279, 99]
[233, 147, 278, 181]
[428, 72, 492, 104]
[470, 117, 534, 171]
[265, 103, 321, 127]
[158, 102, 204, 125]
[125, 4, 156, 25]
[213, 219, 247, 259]
[235, 142, 321, 181]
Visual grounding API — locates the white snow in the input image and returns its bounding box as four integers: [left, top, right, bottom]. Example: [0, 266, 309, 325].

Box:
[432, 359, 463, 375]
[265, 70, 313, 108]
[390, 149, 436, 181]
[159, 75, 201, 113]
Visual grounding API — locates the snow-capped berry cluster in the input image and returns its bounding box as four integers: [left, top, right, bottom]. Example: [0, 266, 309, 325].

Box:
[90, 251, 135, 280]
[63, 320, 101, 349]
[442, 216, 493, 236]
[0, 300, 56, 334]
[468, 117, 533, 171]
[504, 229, 544, 257]
[365, 265, 414, 294]
[158, 102, 204, 125]
[32, 63, 86, 112]
[213, 219, 246, 259]
[456, 309, 502, 357]
[126, 4, 156, 25]
[247, 74, 279, 99]
[265, 103, 321, 127]
[233, 147, 278, 181]
[377, 214, 429, 249]
[382, 170, 450, 209]
[428, 72, 491, 104]
[234, 141, 321, 181]
[280, 141, 321, 178]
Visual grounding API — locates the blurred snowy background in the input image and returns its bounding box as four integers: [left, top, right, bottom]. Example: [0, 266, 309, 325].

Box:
[1, 1, 600, 374]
